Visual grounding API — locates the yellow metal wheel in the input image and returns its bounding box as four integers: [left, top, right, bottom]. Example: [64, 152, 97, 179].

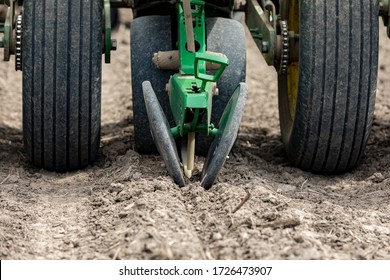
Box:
[286, 0, 299, 120]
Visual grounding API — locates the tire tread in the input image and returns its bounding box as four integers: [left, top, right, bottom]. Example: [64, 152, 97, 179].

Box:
[280, 0, 378, 173]
[23, 0, 102, 171]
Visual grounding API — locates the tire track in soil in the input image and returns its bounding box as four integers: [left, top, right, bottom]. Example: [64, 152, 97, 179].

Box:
[25, 183, 92, 259]
[91, 179, 207, 259]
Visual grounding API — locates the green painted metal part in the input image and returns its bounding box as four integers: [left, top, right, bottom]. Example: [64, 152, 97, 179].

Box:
[177, 0, 206, 75]
[170, 75, 213, 137]
[169, 0, 229, 139]
[246, 0, 276, 66]
[104, 0, 112, 63]
[3, 21, 10, 59]
[195, 52, 228, 91]
[2, 2, 14, 61]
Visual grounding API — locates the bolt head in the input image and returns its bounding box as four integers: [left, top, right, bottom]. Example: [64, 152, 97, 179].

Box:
[261, 41, 269, 53]
[211, 83, 219, 96]
[111, 39, 117, 51]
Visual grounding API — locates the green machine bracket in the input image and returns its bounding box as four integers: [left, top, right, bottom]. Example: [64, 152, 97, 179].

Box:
[246, 0, 277, 66]
[142, 0, 247, 186]
[170, 0, 229, 138]
[104, 0, 118, 63]
[195, 52, 228, 90]
[177, 0, 206, 75]
[170, 52, 228, 138]
[104, 0, 112, 63]
[1, 0, 15, 61]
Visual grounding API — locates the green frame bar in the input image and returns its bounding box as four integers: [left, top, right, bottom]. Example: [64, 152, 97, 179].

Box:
[169, 0, 228, 138]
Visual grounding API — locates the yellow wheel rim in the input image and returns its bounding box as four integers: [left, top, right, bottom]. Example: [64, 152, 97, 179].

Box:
[287, 0, 299, 120]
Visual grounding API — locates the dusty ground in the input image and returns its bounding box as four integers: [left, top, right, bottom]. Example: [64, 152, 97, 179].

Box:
[1, 13, 390, 260]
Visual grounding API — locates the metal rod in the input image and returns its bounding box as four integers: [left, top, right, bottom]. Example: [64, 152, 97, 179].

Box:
[183, 0, 195, 53]
[186, 132, 195, 178]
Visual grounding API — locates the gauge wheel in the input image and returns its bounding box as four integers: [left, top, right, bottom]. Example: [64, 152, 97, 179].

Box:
[196, 17, 246, 156]
[131, 15, 176, 154]
[278, 0, 379, 173]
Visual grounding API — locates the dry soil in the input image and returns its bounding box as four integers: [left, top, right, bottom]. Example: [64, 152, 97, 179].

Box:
[1, 14, 390, 260]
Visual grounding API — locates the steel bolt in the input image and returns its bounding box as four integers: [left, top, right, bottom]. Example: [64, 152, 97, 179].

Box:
[111, 39, 117, 51]
[211, 83, 219, 96]
[261, 41, 269, 53]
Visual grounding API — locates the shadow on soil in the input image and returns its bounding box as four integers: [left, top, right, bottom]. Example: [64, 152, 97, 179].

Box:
[231, 117, 390, 210]
[1, 114, 390, 193]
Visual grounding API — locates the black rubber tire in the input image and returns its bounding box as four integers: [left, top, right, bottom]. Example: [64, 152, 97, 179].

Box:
[23, 0, 103, 171]
[196, 17, 246, 156]
[131, 16, 175, 154]
[142, 81, 185, 186]
[201, 83, 248, 189]
[278, 0, 379, 173]
[130, 16, 246, 155]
